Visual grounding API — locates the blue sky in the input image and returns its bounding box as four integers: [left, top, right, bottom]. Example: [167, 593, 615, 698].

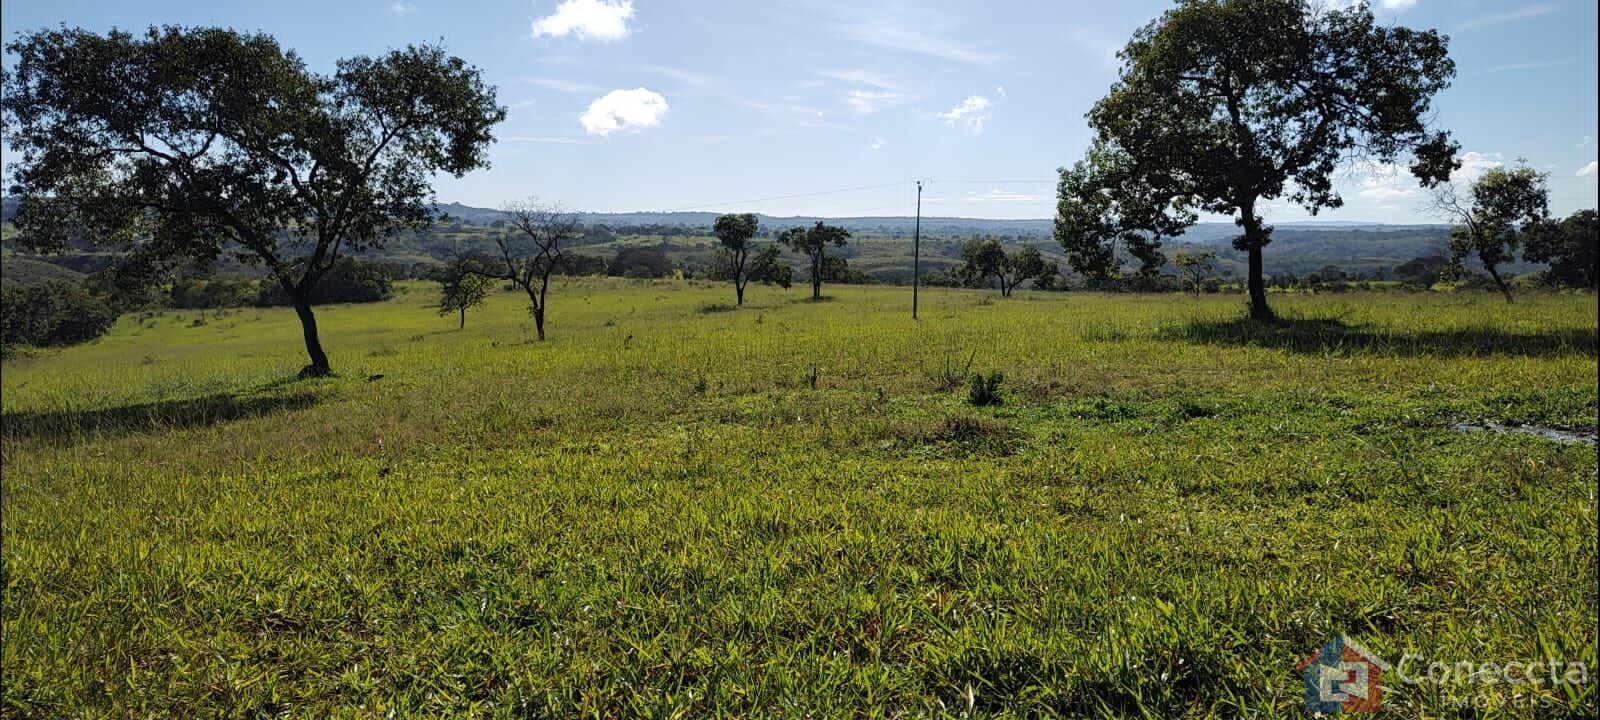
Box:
[3, 0, 1597, 221]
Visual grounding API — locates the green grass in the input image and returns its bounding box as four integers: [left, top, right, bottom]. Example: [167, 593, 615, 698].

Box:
[3, 280, 1596, 717]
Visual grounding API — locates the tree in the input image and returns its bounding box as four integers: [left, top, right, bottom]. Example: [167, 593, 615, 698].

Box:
[713, 213, 760, 305]
[470, 200, 580, 341]
[1055, 142, 1184, 285]
[779, 221, 850, 300]
[1086, 0, 1457, 319]
[608, 247, 672, 279]
[1522, 210, 1597, 289]
[1171, 250, 1217, 298]
[436, 258, 492, 329]
[0, 281, 119, 351]
[1432, 164, 1548, 302]
[747, 243, 793, 288]
[957, 239, 1057, 297]
[1, 27, 505, 376]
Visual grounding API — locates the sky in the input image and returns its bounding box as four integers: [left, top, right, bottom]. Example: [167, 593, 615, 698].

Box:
[1, 0, 1597, 222]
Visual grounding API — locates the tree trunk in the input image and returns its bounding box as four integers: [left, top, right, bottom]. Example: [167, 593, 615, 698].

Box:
[736, 280, 745, 306]
[1246, 246, 1271, 319]
[459, 306, 466, 330]
[1485, 265, 1514, 303]
[533, 307, 546, 341]
[292, 296, 332, 377]
[1238, 203, 1274, 320]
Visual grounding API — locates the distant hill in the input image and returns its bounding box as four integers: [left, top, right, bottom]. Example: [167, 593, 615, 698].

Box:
[5, 195, 1534, 283]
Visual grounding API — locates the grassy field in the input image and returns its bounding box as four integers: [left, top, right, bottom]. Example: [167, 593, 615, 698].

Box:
[2, 280, 1596, 718]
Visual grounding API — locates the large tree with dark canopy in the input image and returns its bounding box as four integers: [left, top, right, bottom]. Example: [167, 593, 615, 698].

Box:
[0, 26, 505, 376]
[1085, 0, 1458, 318]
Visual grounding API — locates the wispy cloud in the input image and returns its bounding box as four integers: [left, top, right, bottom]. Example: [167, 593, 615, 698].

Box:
[830, 5, 999, 65]
[1379, 0, 1417, 10]
[1579, 161, 1598, 178]
[390, 1, 415, 15]
[1484, 59, 1569, 73]
[633, 65, 715, 92]
[1456, 4, 1555, 32]
[524, 77, 602, 95]
[938, 95, 992, 134]
[505, 136, 589, 145]
[868, 137, 886, 151]
[817, 69, 895, 90]
[580, 88, 669, 136]
[531, 0, 635, 41]
[846, 90, 899, 115]
[966, 189, 1037, 204]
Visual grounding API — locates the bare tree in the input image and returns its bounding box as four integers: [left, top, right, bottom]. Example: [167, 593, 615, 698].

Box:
[468, 199, 581, 341]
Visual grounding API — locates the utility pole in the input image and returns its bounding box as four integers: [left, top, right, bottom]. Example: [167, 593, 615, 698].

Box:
[912, 180, 922, 320]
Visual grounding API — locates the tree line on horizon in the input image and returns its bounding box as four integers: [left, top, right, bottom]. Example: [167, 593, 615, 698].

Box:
[2, 1, 1595, 371]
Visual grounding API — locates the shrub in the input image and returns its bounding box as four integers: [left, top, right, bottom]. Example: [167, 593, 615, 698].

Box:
[967, 371, 1005, 407]
[254, 257, 393, 306]
[1, 281, 119, 349]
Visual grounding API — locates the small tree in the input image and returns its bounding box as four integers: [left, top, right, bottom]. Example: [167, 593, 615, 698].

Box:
[1, 27, 505, 376]
[957, 239, 1058, 297]
[1432, 164, 1548, 303]
[779, 221, 850, 300]
[748, 243, 793, 288]
[470, 200, 581, 340]
[436, 259, 492, 329]
[1171, 250, 1217, 298]
[1523, 209, 1597, 289]
[713, 213, 760, 305]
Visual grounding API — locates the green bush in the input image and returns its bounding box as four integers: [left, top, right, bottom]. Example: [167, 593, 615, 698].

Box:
[966, 370, 1005, 407]
[254, 257, 393, 306]
[1, 281, 119, 349]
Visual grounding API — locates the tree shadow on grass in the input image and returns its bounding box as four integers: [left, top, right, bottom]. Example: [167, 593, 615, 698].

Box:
[2, 389, 323, 443]
[1160, 316, 1598, 358]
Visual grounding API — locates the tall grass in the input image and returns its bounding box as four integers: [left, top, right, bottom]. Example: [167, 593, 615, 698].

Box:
[3, 282, 1596, 717]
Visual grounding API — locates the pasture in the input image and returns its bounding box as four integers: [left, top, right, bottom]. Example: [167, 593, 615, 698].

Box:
[2, 281, 1596, 717]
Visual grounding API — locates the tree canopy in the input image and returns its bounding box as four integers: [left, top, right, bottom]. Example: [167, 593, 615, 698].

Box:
[1054, 142, 1182, 285]
[0, 26, 505, 375]
[779, 221, 850, 301]
[1084, 0, 1458, 318]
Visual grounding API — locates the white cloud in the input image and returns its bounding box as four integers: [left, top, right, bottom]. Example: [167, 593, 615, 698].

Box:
[1348, 161, 1418, 203]
[580, 88, 668, 136]
[995, 85, 1006, 98]
[1456, 4, 1554, 32]
[938, 95, 992, 133]
[390, 1, 415, 14]
[531, 0, 635, 41]
[846, 90, 898, 114]
[869, 137, 886, 151]
[1578, 161, 1599, 177]
[1379, 0, 1417, 9]
[1452, 151, 1504, 184]
[966, 189, 1037, 204]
